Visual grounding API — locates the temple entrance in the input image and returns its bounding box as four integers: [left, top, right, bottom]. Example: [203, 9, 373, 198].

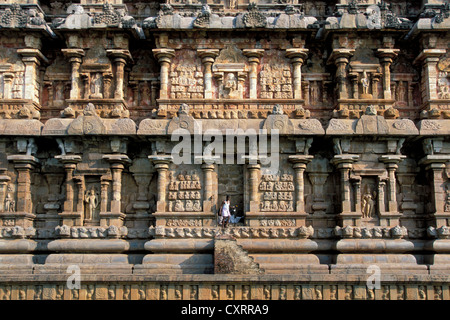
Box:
[217, 164, 244, 222]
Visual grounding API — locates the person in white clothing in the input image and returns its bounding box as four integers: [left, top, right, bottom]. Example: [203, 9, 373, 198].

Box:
[219, 195, 231, 228]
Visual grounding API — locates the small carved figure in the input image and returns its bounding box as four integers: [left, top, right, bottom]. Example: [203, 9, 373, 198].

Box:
[223, 73, 238, 99]
[174, 200, 184, 212]
[361, 71, 370, 95]
[4, 186, 15, 213]
[263, 286, 271, 299]
[242, 286, 250, 300]
[84, 188, 99, 220]
[227, 285, 234, 299]
[362, 192, 376, 218]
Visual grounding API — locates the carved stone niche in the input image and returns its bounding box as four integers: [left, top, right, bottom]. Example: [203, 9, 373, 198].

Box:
[348, 168, 388, 227]
[212, 45, 249, 100]
[348, 49, 382, 101]
[79, 45, 112, 100]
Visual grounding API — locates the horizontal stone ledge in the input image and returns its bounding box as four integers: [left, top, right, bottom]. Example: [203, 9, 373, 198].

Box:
[334, 239, 423, 253]
[425, 240, 450, 253]
[46, 239, 146, 253]
[144, 239, 214, 252]
[0, 240, 41, 253]
[237, 239, 328, 253]
[0, 273, 448, 283]
[0, 239, 148, 253]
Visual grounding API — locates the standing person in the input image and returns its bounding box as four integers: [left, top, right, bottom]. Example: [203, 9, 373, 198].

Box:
[219, 195, 231, 228]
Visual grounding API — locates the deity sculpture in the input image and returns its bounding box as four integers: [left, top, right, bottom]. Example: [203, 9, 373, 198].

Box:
[84, 187, 99, 220]
[4, 186, 15, 212]
[361, 71, 370, 96]
[223, 73, 238, 99]
[362, 191, 376, 218]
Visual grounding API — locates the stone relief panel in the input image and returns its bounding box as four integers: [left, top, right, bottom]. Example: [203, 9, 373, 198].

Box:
[128, 49, 159, 109]
[42, 53, 71, 111]
[79, 43, 113, 100]
[0, 46, 24, 101]
[212, 45, 249, 100]
[169, 50, 204, 100]
[259, 50, 292, 99]
[360, 176, 378, 219]
[167, 169, 203, 212]
[259, 172, 294, 212]
[437, 52, 450, 102]
[391, 52, 420, 111]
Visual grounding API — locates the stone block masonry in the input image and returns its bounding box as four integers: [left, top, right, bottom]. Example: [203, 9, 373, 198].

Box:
[0, 0, 449, 300]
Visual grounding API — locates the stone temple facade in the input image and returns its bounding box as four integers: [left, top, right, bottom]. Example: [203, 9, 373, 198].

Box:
[0, 0, 449, 301]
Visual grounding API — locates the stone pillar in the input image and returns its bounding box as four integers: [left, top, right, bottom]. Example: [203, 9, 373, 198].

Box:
[3, 73, 14, 99]
[351, 177, 361, 213]
[246, 158, 261, 212]
[74, 176, 85, 221]
[243, 49, 264, 99]
[308, 172, 329, 214]
[0, 169, 11, 212]
[103, 73, 113, 99]
[62, 49, 85, 100]
[152, 49, 175, 100]
[7, 155, 39, 228]
[197, 49, 219, 99]
[100, 178, 110, 214]
[413, 49, 446, 102]
[44, 173, 64, 226]
[332, 155, 359, 214]
[55, 155, 81, 213]
[286, 48, 309, 100]
[328, 49, 354, 100]
[371, 72, 382, 99]
[201, 163, 215, 212]
[349, 73, 359, 99]
[132, 172, 153, 227]
[419, 155, 450, 227]
[377, 49, 400, 100]
[18, 49, 48, 103]
[377, 178, 386, 216]
[288, 155, 313, 213]
[107, 50, 132, 100]
[102, 154, 131, 214]
[148, 155, 173, 212]
[379, 155, 406, 213]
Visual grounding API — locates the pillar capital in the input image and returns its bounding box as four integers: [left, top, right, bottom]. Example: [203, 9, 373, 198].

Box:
[55, 155, 82, 165]
[243, 49, 264, 62]
[62, 48, 85, 61]
[413, 49, 446, 65]
[288, 155, 314, 166]
[379, 155, 406, 167]
[152, 48, 175, 63]
[7, 155, 39, 167]
[376, 48, 400, 62]
[327, 49, 354, 65]
[418, 155, 450, 169]
[17, 48, 49, 65]
[331, 154, 359, 168]
[197, 49, 219, 62]
[148, 155, 173, 166]
[102, 154, 131, 167]
[106, 49, 133, 64]
[285, 48, 309, 62]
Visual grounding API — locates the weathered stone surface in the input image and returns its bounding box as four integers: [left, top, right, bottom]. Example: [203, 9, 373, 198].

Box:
[0, 0, 448, 300]
[214, 235, 263, 275]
